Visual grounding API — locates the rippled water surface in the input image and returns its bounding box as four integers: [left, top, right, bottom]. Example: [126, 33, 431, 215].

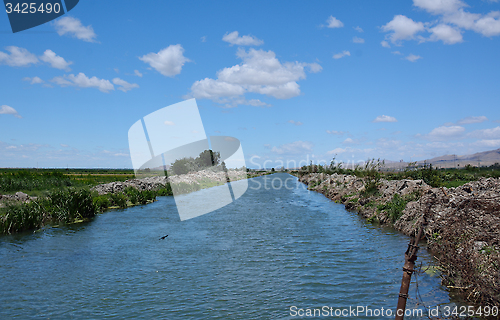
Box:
[0, 173, 455, 319]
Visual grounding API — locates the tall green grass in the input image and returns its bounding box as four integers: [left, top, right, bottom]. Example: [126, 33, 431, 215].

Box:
[0, 169, 135, 195]
[0, 185, 174, 235]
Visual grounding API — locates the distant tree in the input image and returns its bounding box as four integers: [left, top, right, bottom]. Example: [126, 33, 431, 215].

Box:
[171, 158, 194, 175]
[170, 149, 222, 175]
[196, 150, 220, 168]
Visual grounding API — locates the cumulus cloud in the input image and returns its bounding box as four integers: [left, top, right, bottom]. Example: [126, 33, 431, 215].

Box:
[333, 50, 351, 59]
[413, 0, 467, 14]
[186, 48, 321, 106]
[0, 46, 38, 67]
[271, 141, 313, 155]
[326, 16, 344, 28]
[415, 0, 500, 38]
[405, 54, 422, 62]
[288, 120, 303, 126]
[342, 138, 356, 145]
[472, 139, 500, 148]
[0, 105, 21, 118]
[373, 115, 397, 123]
[469, 126, 500, 139]
[112, 78, 139, 92]
[222, 31, 264, 46]
[51, 73, 114, 93]
[164, 121, 175, 126]
[457, 116, 488, 124]
[134, 70, 143, 77]
[40, 49, 73, 71]
[354, 26, 364, 32]
[23, 76, 44, 84]
[53, 16, 97, 42]
[381, 40, 391, 48]
[381, 15, 425, 44]
[427, 24, 463, 44]
[352, 36, 365, 43]
[426, 125, 465, 140]
[139, 44, 191, 77]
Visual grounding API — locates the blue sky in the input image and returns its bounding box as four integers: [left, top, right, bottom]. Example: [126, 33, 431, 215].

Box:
[1, 0, 500, 169]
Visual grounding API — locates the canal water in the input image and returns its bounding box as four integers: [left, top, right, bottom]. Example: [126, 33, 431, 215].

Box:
[0, 173, 456, 319]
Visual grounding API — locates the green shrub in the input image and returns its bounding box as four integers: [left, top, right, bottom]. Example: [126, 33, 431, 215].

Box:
[377, 192, 419, 223]
[93, 195, 110, 211]
[109, 193, 128, 208]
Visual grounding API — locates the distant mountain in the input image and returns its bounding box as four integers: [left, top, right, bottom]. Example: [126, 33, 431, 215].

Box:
[425, 148, 500, 167]
[383, 148, 500, 170]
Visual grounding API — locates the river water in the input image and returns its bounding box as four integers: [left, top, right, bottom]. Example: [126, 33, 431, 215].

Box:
[0, 173, 457, 319]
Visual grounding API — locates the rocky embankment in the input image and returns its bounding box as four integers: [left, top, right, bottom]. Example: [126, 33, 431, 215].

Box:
[299, 172, 500, 305]
[92, 169, 248, 195]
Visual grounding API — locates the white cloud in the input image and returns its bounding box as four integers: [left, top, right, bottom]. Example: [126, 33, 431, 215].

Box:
[326, 16, 344, 28]
[342, 138, 356, 144]
[0, 46, 38, 67]
[186, 48, 321, 105]
[139, 44, 191, 77]
[414, 0, 500, 38]
[405, 54, 422, 62]
[354, 26, 364, 32]
[413, 0, 467, 14]
[23, 76, 44, 84]
[427, 24, 463, 44]
[381, 40, 391, 48]
[189, 78, 245, 100]
[53, 16, 97, 42]
[353, 36, 365, 43]
[326, 130, 345, 135]
[0, 105, 21, 118]
[327, 147, 347, 154]
[469, 126, 500, 139]
[271, 141, 313, 155]
[373, 115, 397, 123]
[51, 73, 114, 93]
[472, 139, 500, 148]
[112, 78, 139, 92]
[40, 49, 73, 71]
[392, 51, 402, 55]
[164, 121, 175, 126]
[288, 120, 303, 126]
[426, 125, 465, 140]
[457, 116, 488, 124]
[333, 50, 350, 59]
[381, 15, 425, 44]
[222, 31, 264, 46]
[201, 36, 207, 42]
[473, 11, 500, 36]
[134, 70, 143, 77]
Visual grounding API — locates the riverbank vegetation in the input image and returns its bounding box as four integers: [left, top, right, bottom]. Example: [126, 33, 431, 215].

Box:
[0, 169, 173, 235]
[295, 159, 500, 188]
[295, 160, 500, 307]
[0, 169, 135, 196]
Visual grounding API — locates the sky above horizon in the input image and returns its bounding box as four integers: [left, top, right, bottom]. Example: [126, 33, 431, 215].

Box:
[1, 0, 500, 169]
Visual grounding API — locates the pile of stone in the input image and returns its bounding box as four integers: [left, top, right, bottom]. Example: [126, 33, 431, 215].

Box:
[298, 172, 500, 304]
[92, 168, 248, 195]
